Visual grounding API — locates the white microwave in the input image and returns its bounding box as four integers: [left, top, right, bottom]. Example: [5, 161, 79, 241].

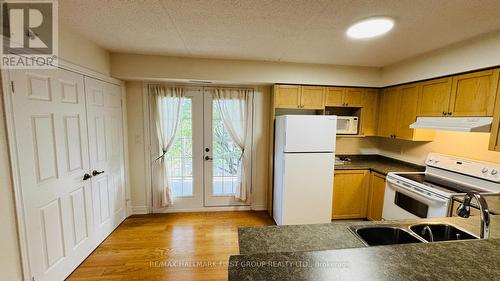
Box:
[337, 116, 359, 135]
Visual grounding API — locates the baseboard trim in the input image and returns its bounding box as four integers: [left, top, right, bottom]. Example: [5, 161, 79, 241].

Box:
[131, 206, 148, 215]
[132, 204, 267, 214]
[152, 205, 251, 213]
[251, 204, 268, 211]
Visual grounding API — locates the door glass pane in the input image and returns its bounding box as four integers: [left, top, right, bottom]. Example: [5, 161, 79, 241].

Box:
[212, 101, 242, 196]
[167, 98, 193, 197]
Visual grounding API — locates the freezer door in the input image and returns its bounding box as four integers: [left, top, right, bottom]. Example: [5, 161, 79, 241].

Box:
[280, 153, 334, 225]
[281, 115, 337, 152]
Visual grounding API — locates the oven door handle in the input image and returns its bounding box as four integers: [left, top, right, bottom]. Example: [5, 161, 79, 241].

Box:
[386, 177, 449, 206]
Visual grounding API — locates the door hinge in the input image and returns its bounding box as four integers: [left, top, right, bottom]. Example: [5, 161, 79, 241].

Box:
[10, 81, 15, 93]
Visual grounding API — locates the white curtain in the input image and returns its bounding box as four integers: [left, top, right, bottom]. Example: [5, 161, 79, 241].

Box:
[213, 88, 253, 201]
[150, 85, 184, 207]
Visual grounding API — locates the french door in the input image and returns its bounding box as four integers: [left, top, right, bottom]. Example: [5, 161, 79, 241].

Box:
[151, 87, 251, 211]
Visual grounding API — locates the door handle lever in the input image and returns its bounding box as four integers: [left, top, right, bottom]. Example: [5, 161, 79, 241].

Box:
[92, 170, 105, 176]
[205, 156, 213, 161]
[83, 173, 92, 181]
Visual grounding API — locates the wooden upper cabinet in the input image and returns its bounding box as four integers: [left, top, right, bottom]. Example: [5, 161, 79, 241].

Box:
[377, 85, 434, 141]
[325, 87, 345, 106]
[345, 88, 364, 107]
[367, 172, 386, 221]
[396, 84, 419, 140]
[377, 87, 400, 138]
[450, 69, 500, 116]
[332, 170, 369, 219]
[489, 73, 500, 152]
[274, 85, 301, 109]
[417, 77, 453, 117]
[301, 86, 325, 109]
[325, 87, 363, 107]
[361, 89, 379, 136]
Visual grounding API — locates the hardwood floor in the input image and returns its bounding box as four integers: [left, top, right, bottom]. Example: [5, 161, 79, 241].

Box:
[67, 211, 275, 281]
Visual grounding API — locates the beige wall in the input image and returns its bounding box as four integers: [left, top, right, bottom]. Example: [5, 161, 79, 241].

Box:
[335, 137, 378, 155]
[125, 83, 271, 210]
[381, 30, 500, 86]
[125, 82, 148, 212]
[375, 131, 500, 165]
[59, 25, 111, 75]
[335, 132, 500, 165]
[111, 53, 381, 87]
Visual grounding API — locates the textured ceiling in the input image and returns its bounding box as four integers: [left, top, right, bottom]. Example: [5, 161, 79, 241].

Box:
[60, 0, 500, 67]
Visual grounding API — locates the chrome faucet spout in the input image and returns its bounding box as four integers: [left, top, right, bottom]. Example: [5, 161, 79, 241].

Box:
[456, 192, 490, 239]
[421, 225, 434, 242]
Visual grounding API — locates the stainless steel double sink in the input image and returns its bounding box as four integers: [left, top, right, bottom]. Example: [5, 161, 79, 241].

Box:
[349, 223, 478, 246]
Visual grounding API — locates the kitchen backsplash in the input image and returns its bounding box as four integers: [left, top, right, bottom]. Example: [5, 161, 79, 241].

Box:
[337, 131, 500, 165]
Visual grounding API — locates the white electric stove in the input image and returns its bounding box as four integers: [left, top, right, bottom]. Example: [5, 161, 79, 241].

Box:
[382, 153, 500, 220]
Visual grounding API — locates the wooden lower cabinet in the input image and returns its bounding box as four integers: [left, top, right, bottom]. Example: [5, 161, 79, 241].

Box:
[332, 170, 369, 219]
[366, 172, 386, 221]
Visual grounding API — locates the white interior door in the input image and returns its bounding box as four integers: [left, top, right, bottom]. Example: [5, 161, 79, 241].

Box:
[9, 69, 95, 281]
[85, 77, 126, 240]
[203, 88, 250, 207]
[150, 88, 204, 211]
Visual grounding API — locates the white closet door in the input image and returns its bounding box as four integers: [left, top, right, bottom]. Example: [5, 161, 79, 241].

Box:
[85, 77, 126, 241]
[9, 69, 95, 281]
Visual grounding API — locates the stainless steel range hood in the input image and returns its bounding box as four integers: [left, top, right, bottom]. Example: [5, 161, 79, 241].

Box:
[410, 117, 493, 132]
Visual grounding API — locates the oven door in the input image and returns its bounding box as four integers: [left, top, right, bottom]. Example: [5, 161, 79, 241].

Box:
[382, 177, 450, 220]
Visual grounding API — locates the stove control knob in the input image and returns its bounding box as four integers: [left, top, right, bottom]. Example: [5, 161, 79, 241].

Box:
[491, 169, 498, 175]
[481, 168, 489, 174]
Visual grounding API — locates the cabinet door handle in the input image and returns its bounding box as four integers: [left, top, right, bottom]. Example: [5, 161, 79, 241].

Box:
[442, 111, 446, 116]
[92, 170, 105, 176]
[448, 112, 452, 115]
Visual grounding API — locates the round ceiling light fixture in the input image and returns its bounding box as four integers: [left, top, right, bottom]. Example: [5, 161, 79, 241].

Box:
[346, 17, 394, 39]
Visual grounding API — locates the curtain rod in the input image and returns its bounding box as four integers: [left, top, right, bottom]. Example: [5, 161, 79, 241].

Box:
[147, 83, 254, 91]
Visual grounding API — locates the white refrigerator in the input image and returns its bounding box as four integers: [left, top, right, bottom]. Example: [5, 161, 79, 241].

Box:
[273, 115, 337, 225]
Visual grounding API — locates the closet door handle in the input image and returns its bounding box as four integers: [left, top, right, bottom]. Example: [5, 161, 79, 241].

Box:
[92, 170, 105, 176]
[83, 173, 92, 181]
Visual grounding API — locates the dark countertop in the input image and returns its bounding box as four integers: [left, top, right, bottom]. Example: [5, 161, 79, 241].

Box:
[231, 216, 500, 280]
[229, 239, 500, 281]
[238, 216, 500, 255]
[334, 154, 424, 175]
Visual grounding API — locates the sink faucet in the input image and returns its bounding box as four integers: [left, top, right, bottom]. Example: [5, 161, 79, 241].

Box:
[421, 226, 434, 242]
[456, 192, 490, 239]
